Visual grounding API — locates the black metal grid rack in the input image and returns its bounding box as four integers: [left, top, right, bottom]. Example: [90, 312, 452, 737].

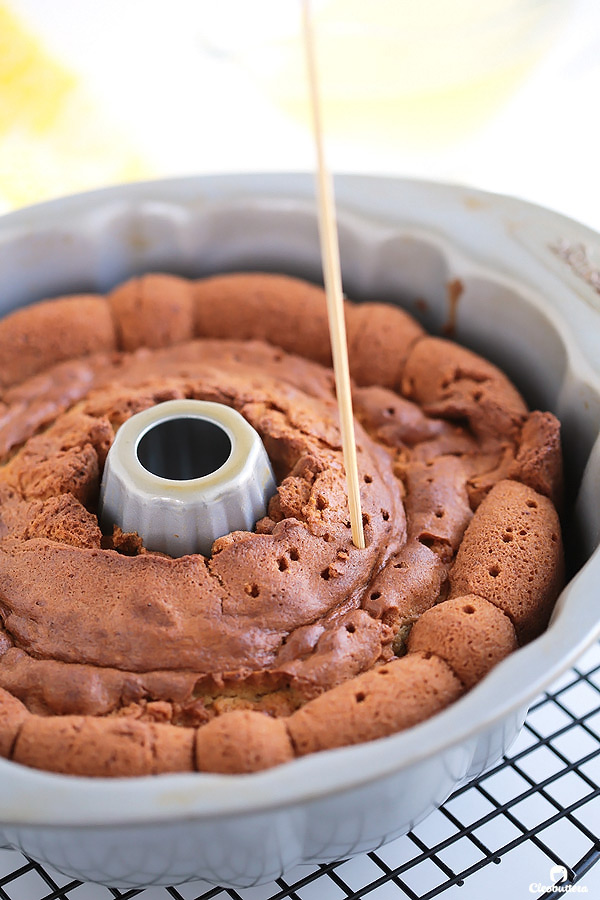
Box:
[0, 641, 599, 900]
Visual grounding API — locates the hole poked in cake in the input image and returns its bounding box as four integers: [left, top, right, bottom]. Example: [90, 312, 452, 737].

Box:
[136, 416, 232, 480]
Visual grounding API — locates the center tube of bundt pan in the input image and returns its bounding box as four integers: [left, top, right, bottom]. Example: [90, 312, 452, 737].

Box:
[98, 399, 277, 557]
[302, 0, 365, 549]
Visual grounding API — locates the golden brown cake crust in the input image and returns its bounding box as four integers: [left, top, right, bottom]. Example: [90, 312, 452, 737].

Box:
[449, 480, 563, 643]
[287, 652, 464, 755]
[0, 295, 116, 390]
[13, 715, 195, 777]
[402, 336, 528, 441]
[0, 687, 29, 758]
[345, 302, 424, 388]
[196, 710, 294, 774]
[0, 272, 564, 776]
[407, 594, 518, 689]
[109, 274, 195, 351]
[193, 273, 334, 367]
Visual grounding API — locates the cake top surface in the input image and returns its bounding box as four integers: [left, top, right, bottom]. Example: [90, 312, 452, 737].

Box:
[0, 272, 564, 776]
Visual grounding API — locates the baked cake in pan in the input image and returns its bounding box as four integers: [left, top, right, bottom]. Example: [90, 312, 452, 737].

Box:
[0, 273, 563, 776]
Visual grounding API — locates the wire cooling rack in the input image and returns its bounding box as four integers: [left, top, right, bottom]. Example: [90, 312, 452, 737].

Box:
[0, 642, 599, 900]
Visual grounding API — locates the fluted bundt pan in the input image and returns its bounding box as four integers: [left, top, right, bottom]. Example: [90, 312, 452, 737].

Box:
[0, 174, 598, 888]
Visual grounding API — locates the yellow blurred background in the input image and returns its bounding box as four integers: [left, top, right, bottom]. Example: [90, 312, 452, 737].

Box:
[1, 0, 599, 228]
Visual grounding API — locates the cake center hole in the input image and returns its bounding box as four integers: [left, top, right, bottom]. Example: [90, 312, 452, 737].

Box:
[137, 417, 232, 481]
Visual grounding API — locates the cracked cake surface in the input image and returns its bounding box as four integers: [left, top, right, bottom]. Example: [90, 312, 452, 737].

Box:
[0, 272, 564, 776]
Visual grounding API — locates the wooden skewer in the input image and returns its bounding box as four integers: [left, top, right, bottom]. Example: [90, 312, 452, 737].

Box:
[301, 0, 365, 550]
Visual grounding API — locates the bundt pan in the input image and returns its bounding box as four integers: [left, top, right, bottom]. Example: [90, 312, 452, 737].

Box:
[0, 174, 599, 888]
